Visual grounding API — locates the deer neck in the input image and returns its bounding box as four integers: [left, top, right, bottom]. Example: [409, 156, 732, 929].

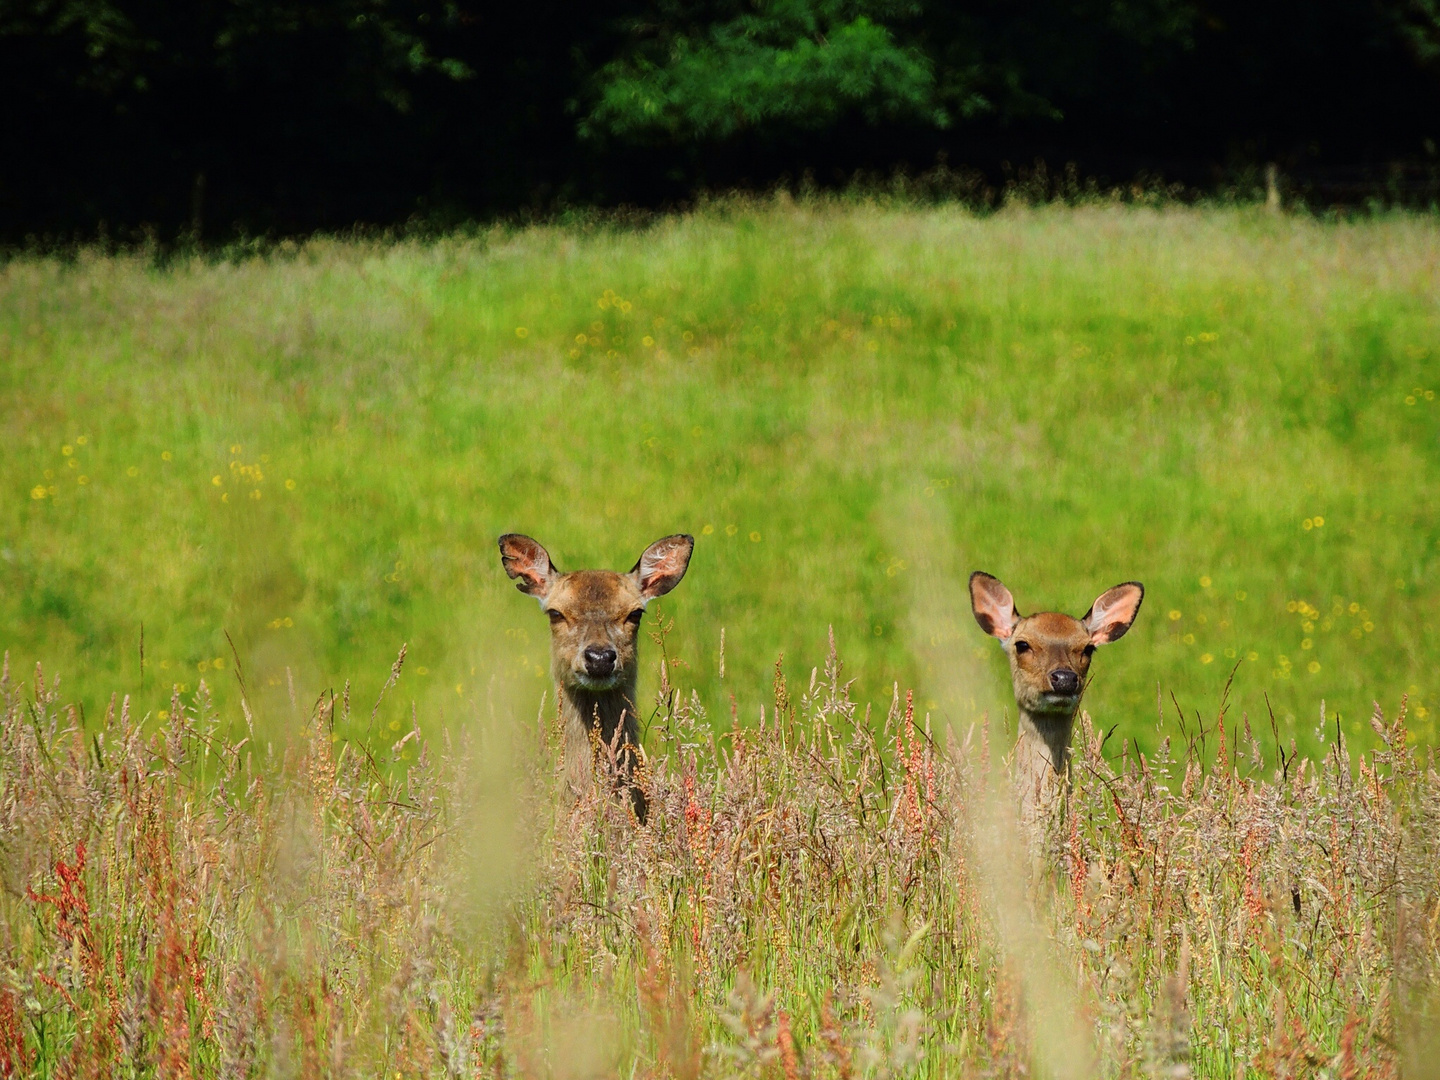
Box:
[1016, 705, 1077, 776]
[559, 676, 638, 742]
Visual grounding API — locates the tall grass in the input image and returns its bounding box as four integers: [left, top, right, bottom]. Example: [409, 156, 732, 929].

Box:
[4, 632, 1437, 1078]
[2, 200, 1438, 755]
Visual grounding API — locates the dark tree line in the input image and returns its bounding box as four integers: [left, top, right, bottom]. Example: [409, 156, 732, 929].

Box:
[3, 0, 1439, 239]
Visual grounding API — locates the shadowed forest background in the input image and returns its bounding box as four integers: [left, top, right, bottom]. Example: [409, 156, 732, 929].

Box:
[5, 0, 1440, 239]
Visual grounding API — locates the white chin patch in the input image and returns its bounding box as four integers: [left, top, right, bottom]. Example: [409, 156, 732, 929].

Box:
[1033, 692, 1080, 712]
[573, 671, 623, 692]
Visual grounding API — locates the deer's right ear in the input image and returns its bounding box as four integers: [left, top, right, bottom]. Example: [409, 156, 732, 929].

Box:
[969, 571, 1020, 640]
[1082, 582, 1144, 644]
[498, 534, 557, 597]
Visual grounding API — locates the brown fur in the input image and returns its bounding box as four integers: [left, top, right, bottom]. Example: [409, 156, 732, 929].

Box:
[969, 572, 1144, 817]
[499, 533, 694, 824]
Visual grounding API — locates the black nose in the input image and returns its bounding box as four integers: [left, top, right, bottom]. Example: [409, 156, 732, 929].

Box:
[583, 646, 617, 677]
[1050, 669, 1080, 695]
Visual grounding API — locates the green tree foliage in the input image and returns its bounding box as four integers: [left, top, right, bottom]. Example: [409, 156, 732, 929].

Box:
[0, 0, 478, 235]
[0, 0, 469, 107]
[1388, 0, 1440, 64]
[1, 0, 1438, 236]
[581, 0, 947, 142]
[580, 0, 1205, 145]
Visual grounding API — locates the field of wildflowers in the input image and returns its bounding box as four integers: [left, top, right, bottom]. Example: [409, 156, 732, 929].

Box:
[2, 199, 1438, 755]
[3, 630, 1438, 1078]
[2, 199, 1439, 1072]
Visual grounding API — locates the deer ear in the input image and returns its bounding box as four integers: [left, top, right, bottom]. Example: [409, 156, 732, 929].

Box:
[498, 534, 557, 597]
[1082, 582, 1144, 644]
[970, 572, 1020, 640]
[632, 534, 694, 600]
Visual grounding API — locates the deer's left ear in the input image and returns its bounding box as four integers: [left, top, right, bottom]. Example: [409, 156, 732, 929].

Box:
[499, 534, 558, 597]
[632, 534, 695, 600]
[1082, 582, 1144, 644]
[970, 572, 1020, 640]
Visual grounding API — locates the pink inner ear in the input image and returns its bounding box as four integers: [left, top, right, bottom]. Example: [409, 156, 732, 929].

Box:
[1086, 583, 1144, 643]
[637, 535, 694, 598]
[970, 574, 1018, 640]
[499, 535, 553, 595]
[981, 607, 1017, 640]
[515, 565, 549, 594]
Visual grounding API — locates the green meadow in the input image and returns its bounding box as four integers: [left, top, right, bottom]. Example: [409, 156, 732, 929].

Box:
[3, 200, 1437, 751]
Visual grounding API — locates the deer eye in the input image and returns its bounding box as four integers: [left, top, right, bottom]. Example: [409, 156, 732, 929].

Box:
[1013, 640, 1031, 654]
[1082, 644, 1096, 657]
[546, 609, 567, 625]
[625, 609, 644, 626]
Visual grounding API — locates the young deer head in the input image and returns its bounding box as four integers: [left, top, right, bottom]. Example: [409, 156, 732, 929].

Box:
[499, 533, 694, 822]
[970, 572, 1144, 784]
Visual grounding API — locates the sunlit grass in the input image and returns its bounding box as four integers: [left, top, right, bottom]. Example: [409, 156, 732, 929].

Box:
[2, 200, 1438, 753]
[2, 645, 1432, 1078]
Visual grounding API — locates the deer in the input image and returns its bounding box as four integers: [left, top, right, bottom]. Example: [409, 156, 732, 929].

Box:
[498, 532, 694, 824]
[969, 571, 1144, 817]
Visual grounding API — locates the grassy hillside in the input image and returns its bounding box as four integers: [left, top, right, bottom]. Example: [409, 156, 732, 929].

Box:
[2, 201, 1438, 751]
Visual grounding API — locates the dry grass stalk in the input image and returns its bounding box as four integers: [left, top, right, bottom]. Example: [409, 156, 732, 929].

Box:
[0, 643, 1434, 1078]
